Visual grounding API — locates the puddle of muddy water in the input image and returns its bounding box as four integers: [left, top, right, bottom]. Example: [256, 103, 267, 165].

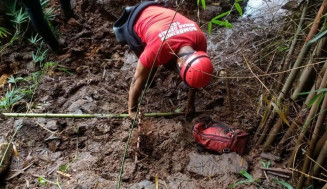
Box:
[243, 0, 288, 18]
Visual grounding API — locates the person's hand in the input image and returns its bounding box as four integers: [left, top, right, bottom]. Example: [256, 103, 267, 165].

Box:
[129, 109, 137, 120]
[129, 110, 144, 120]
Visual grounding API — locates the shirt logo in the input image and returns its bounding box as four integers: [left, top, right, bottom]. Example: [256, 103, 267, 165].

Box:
[158, 21, 197, 41]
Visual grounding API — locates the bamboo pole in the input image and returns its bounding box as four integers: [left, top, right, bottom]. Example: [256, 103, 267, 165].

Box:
[292, 36, 327, 100]
[264, 40, 327, 151]
[257, 0, 320, 147]
[278, 0, 327, 102]
[277, 61, 327, 154]
[314, 131, 327, 156]
[275, 0, 309, 92]
[312, 138, 327, 177]
[288, 67, 327, 168]
[254, 101, 272, 144]
[299, 95, 327, 188]
[2, 112, 186, 118]
[256, 111, 275, 145]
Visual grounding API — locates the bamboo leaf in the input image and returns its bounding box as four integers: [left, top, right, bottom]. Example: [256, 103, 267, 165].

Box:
[235, 0, 243, 2]
[208, 21, 212, 34]
[38, 177, 47, 186]
[259, 101, 271, 129]
[197, 0, 200, 6]
[234, 2, 243, 16]
[240, 170, 254, 181]
[308, 29, 327, 45]
[225, 20, 234, 28]
[271, 102, 290, 126]
[299, 88, 327, 95]
[212, 11, 232, 21]
[211, 20, 233, 28]
[201, 0, 206, 10]
[262, 94, 270, 104]
[307, 93, 325, 108]
[272, 180, 293, 189]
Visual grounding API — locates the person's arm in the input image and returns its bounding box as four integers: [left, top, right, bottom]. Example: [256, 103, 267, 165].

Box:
[128, 60, 151, 118]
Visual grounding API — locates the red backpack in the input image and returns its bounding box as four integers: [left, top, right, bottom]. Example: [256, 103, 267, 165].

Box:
[193, 117, 249, 155]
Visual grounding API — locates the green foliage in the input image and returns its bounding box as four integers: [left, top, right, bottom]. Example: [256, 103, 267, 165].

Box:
[28, 34, 42, 45]
[0, 72, 42, 111]
[234, 0, 243, 16]
[299, 88, 327, 108]
[43, 61, 72, 74]
[277, 45, 288, 52]
[207, 0, 244, 33]
[40, 0, 56, 23]
[261, 160, 271, 168]
[228, 170, 261, 189]
[32, 42, 48, 64]
[308, 29, 327, 45]
[0, 27, 11, 41]
[38, 177, 48, 186]
[0, 88, 24, 111]
[2, 0, 29, 51]
[59, 164, 68, 172]
[197, 0, 206, 10]
[9, 8, 29, 25]
[271, 101, 290, 126]
[44, 7, 56, 21]
[272, 180, 293, 189]
[38, 176, 62, 189]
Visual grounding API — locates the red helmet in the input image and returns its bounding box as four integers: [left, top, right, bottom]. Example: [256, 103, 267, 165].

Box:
[180, 51, 213, 88]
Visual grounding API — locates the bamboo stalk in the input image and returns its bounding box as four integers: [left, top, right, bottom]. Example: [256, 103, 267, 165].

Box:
[257, 0, 314, 147]
[278, 0, 327, 102]
[265, 6, 327, 150]
[292, 36, 327, 100]
[299, 95, 327, 188]
[256, 111, 275, 145]
[275, 0, 309, 92]
[288, 67, 327, 168]
[2, 112, 186, 118]
[314, 131, 327, 156]
[312, 136, 327, 177]
[277, 61, 327, 154]
[254, 98, 272, 144]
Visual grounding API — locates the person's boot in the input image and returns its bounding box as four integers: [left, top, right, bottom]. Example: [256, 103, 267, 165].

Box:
[59, 0, 74, 20]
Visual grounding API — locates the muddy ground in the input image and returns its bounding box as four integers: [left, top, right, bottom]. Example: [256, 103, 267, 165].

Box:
[0, 0, 293, 188]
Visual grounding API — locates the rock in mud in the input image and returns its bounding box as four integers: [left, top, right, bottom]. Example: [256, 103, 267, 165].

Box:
[0, 143, 13, 176]
[129, 180, 154, 189]
[187, 152, 248, 177]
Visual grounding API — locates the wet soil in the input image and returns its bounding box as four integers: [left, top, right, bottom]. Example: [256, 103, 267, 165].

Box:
[0, 0, 292, 188]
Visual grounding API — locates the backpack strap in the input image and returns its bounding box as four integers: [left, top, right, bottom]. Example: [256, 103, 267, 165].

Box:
[113, 1, 163, 57]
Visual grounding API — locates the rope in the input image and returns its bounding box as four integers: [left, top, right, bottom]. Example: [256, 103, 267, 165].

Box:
[116, 1, 184, 188]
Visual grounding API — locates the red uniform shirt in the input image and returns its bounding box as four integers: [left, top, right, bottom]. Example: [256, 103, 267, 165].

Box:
[134, 6, 207, 69]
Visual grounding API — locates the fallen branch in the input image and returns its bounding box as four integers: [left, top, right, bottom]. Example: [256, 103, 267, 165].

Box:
[266, 171, 290, 179]
[260, 167, 292, 175]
